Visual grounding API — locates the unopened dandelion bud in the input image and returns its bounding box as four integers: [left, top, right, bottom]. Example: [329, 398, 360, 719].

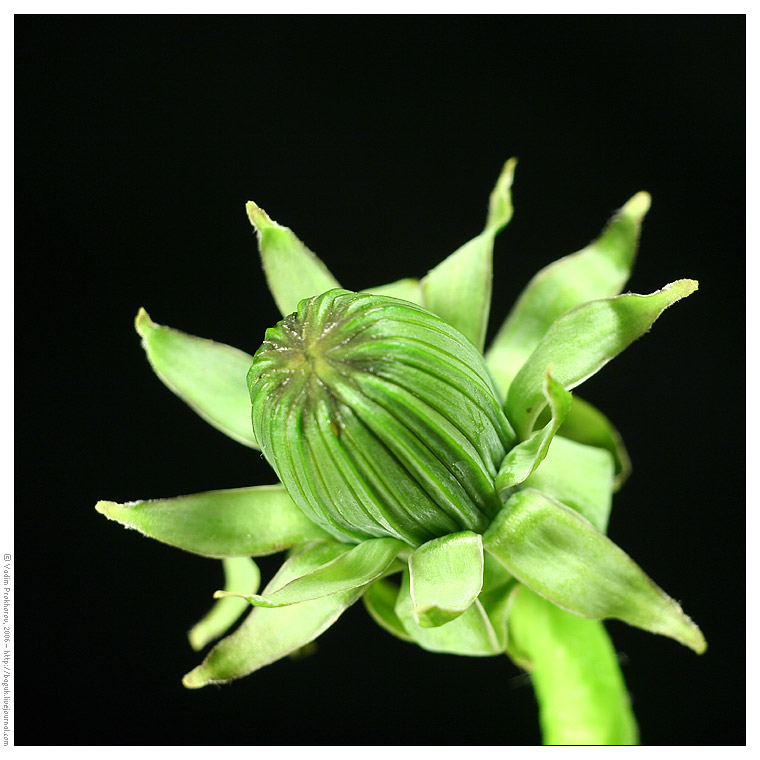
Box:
[248, 289, 515, 546]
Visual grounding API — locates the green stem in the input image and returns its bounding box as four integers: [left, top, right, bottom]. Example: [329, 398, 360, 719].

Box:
[507, 585, 638, 745]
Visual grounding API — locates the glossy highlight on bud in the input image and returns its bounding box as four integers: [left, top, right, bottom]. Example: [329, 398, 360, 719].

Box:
[248, 289, 516, 546]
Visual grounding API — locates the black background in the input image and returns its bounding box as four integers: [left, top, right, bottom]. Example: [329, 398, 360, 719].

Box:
[16, 15, 744, 746]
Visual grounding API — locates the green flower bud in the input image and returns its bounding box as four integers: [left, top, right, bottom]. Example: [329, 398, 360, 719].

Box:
[249, 289, 516, 546]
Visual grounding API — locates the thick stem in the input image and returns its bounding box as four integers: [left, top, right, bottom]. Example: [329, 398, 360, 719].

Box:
[508, 585, 638, 745]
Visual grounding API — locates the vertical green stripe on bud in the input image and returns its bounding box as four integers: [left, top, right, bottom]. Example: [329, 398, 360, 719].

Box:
[249, 289, 514, 546]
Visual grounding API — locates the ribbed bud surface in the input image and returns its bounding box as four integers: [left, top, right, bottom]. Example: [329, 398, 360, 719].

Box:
[248, 289, 515, 546]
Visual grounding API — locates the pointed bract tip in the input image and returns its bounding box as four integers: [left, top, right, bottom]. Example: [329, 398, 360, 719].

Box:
[187, 631, 205, 652]
[671, 278, 699, 298]
[496, 157, 518, 189]
[134, 307, 154, 337]
[181, 669, 206, 689]
[245, 201, 276, 232]
[623, 191, 652, 218]
[95, 500, 117, 518]
[676, 613, 707, 654]
[485, 157, 518, 231]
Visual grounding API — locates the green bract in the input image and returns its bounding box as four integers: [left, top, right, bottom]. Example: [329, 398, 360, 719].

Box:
[96, 160, 705, 745]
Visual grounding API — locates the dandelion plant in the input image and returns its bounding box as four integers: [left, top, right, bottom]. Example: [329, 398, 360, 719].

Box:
[96, 159, 705, 745]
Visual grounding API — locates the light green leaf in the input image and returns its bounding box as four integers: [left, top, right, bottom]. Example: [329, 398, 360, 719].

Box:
[135, 308, 258, 448]
[496, 370, 572, 495]
[506, 280, 698, 439]
[216, 537, 405, 608]
[95, 484, 331, 558]
[246, 201, 340, 317]
[508, 585, 638, 745]
[409, 531, 484, 627]
[482, 548, 513, 591]
[188, 557, 261, 651]
[523, 435, 614, 533]
[361, 277, 424, 305]
[486, 192, 650, 395]
[483, 489, 706, 653]
[534, 394, 631, 491]
[363, 578, 413, 642]
[421, 158, 516, 351]
[556, 395, 631, 491]
[183, 541, 360, 687]
[394, 569, 503, 656]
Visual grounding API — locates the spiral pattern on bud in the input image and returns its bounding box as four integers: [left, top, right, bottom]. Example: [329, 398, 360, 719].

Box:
[249, 289, 515, 546]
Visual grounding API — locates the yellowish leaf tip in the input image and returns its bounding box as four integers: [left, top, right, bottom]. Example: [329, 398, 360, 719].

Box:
[213, 589, 265, 605]
[187, 630, 205, 652]
[623, 191, 652, 219]
[670, 278, 699, 298]
[134, 307, 154, 338]
[96, 498, 145, 521]
[692, 629, 708, 655]
[182, 665, 228, 689]
[95, 500, 117, 518]
[499, 156, 518, 184]
[491, 157, 518, 199]
[182, 669, 205, 689]
[674, 610, 707, 654]
[485, 157, 518, 231]
[245, 201, 276, 232]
